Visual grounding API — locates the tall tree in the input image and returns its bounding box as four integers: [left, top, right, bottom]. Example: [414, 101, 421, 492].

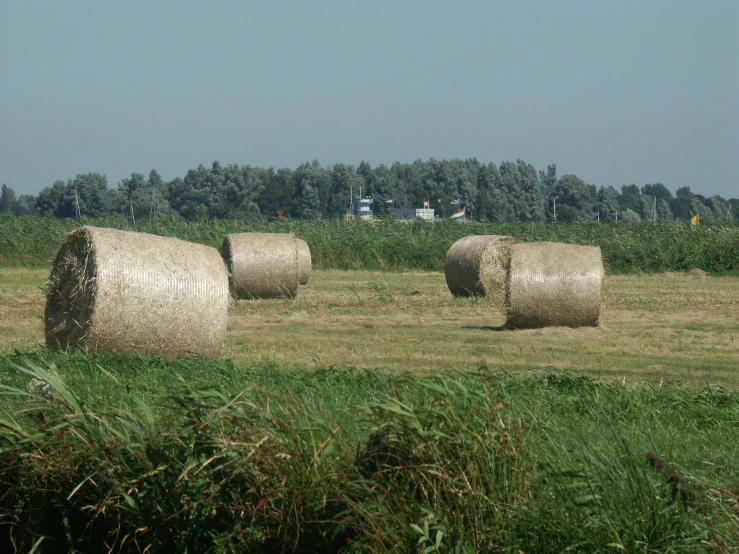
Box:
[640, 183, 673, 221]
[0, 184, 18, 213]
[619, 184, 642, 213]
[498, 161, 524, 221]
[294, 161, 331, 218]
[35, 174, 111, 218]
[148, 169, 168, 200]
[539, 164, 557, 195]
[657, 199, 673, 221]
[36, 180, 66, 216]
[727, 198, 739, 221]
[478, 162, 507, 221]
[209, 163, 264, 219]
[691, 197, 713, 219]
[168, 164, 212, 220]
[671, 186, 694, 220]
[597, 186, 619, 221]
[553, 174, 596, 222]
[370, 165, 399, 216]
[517, 159, 545, 221]
[327, 163, 358, 217]
[116, 172, 147, 218]
[641, 183, 673, 204]
[116, 172, 171, 221]
[257, 168, 297, 219]
[706, 195, 729, 220]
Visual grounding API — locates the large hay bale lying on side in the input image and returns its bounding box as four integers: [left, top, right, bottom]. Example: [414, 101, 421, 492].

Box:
[222, 233, 300, 299]
[297, 238, 311, 285]
[444, 235, 522, 297]
[45, 226, 229, 358]
[506, 242, 605, 329]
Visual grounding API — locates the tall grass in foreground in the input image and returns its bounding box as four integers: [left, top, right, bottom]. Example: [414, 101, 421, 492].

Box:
[0, 351, 737, 552]
[2, 213, 739, 273]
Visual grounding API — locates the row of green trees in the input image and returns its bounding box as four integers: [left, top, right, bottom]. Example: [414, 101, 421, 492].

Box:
[2, 158, 736, 223]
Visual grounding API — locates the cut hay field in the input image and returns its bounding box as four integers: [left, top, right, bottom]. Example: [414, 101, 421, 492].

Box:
[1, 266, 738, 387]
[2, 265, 739, 552]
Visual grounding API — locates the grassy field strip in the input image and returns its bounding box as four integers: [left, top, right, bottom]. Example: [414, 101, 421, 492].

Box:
[1, 267, 738, 386]
[3, 215, 739, 273]
[0, 353, 737, 552]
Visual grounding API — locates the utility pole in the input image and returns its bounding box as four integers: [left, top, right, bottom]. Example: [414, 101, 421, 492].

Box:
[74, 186, 81, 219]
[552, 197, 556, 222]
[653, 196, 657, 222]
[149, 188, 156, 223]
[130, 202, 135, 227]
[404, 184, 408, 220]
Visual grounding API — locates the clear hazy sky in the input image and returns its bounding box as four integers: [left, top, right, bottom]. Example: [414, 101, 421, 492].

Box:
[1, 1, 737, 198]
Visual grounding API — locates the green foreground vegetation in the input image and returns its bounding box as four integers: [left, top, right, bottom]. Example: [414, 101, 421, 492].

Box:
[1, 351, 737, 553]
[2, 214, 739, 273]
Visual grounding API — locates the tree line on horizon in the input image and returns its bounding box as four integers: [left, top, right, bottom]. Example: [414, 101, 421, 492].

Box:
[1, 158, 737, 224]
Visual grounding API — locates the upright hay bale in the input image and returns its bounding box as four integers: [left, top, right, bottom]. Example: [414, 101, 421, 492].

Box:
[45, 227, 229, 358]
[506, 242, 605, 329]
[444, 235, 522, 297]
[222, 233, 300, 299]
[297, 238, 311, 285]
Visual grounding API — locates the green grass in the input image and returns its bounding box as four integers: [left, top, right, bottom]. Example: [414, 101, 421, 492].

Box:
[2, 213, 739, 273]
[1, 350, 737, 552]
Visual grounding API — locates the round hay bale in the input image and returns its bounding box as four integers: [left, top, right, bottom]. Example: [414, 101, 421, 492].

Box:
[506, 242, 605, 329]
[444, 235, 522, 297]
[222, 233, 300, 299]
[297, 238, 311, 285]
[45, 227, 229, 358]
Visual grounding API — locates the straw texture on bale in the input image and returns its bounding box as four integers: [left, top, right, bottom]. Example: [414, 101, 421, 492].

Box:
[297, 238, 311, 285]
[222, 233, 300, 299]
[444, 235, 522, 297]
[506, 242, 605, 329]
[45, 226, 229, 358]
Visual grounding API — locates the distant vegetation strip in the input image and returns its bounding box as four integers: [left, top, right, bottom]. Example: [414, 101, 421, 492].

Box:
[0, 352, 737, 552]
[2, 214, 738, 273]
[3, 159, 737, 225]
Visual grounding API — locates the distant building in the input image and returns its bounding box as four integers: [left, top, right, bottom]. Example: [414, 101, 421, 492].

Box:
[395, 207, 435, 222]
[345, 196, 374, 220]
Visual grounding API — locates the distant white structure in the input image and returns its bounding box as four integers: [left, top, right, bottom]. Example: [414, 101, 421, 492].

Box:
[395, 207, 435, 222]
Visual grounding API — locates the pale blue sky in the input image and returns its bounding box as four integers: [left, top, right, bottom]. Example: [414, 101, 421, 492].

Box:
[1, 1, 737, 198]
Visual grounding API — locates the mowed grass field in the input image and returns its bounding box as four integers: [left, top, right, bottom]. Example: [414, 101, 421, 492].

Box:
[1, 266, 738, 387]
[2, 262, 739, 552]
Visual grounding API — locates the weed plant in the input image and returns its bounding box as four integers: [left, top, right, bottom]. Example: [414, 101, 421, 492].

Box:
[2, 213, 739, 273]
[0, 351, 737, 552]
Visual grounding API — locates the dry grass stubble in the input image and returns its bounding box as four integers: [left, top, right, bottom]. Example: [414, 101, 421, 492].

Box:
[1, 267, 738, 387]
